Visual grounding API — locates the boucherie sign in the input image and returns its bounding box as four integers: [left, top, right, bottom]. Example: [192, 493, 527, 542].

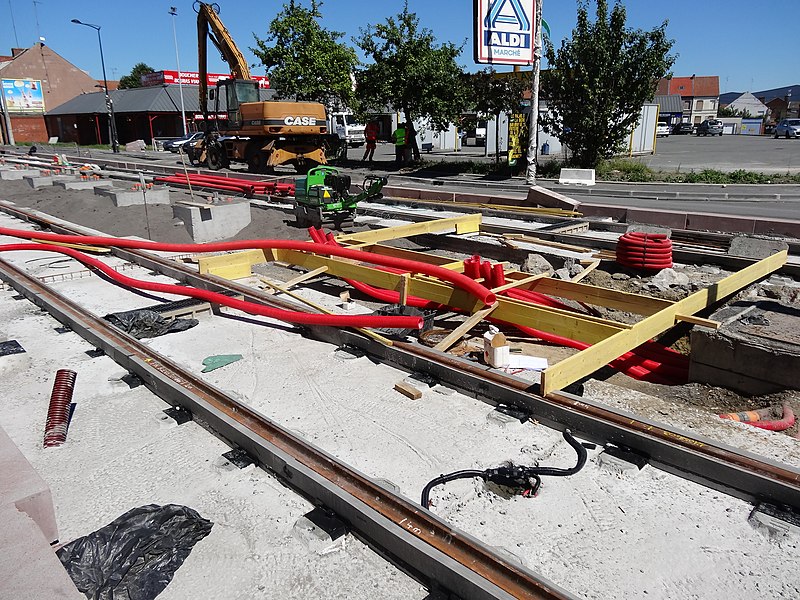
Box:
[474, 0, 536, 66]
[141, 70, 270, 89]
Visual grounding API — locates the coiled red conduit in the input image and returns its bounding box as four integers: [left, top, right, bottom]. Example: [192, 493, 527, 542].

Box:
[44, 369, 76, 448]
[616, 232, 673, 270]
[310, 231, 688, 384]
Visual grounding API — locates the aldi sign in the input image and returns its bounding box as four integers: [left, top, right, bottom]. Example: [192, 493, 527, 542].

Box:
[474, 0, 536, 66]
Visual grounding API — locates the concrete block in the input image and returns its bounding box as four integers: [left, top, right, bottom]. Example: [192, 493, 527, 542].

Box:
[23, 175, 74, 189]
[626, 208, 687, 230]
[53, 179, 114, 191]
[0, 424, 59, 543]
[94, 185, 170, 207]
[728, 236, 789, 260]
[626, 223, 673, 237]
[685, 212, 755, 234]
[578, 203, 629, 220]
[0, 506, 82, 600]
[559, 168, 596, 186]
[525, 185, 581, 210]
[0, 168, 40, 180]
[417, 189, 456, 202]
[689, 300, 800, 395]
[753, 218, 800, 239]
[172, 201, 251, 243]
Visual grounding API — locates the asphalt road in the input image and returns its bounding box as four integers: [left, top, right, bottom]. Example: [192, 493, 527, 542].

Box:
[632, 133, 800, 174]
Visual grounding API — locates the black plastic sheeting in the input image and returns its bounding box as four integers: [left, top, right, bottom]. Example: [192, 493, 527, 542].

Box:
[104, 310, 198, 339]
[57, 504, 213, 600]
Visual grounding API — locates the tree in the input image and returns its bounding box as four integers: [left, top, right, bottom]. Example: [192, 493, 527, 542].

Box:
[118, 63, 155, 89]
[251, 0, 359, 109]
[718, 106, 752, 118]
[541, 0, 675, 168]
[470, 69, 528, 169]
[355, 1, 467, 160]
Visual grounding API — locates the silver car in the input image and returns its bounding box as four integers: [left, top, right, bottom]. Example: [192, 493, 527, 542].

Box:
[774, 119, 800, 139]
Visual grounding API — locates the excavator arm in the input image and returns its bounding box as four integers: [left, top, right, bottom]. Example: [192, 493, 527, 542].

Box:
[195, 1, 251, 118]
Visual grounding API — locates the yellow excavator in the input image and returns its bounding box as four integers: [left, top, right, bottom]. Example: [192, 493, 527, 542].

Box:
[193, 1, 330, 173]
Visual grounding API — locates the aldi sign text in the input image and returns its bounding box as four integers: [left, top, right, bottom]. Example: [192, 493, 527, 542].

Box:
[474, 0, 536, 66]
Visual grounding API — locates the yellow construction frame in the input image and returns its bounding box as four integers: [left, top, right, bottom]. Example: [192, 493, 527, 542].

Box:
[192, 214, 787, 396]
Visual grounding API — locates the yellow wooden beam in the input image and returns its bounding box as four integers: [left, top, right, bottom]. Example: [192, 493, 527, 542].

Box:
[491, 273, 550, 294]
[272, 248, 628, 344]
[530, 278, 673, 316]
[33, 238, 112, 254]
[571, 260, 600, 283]
[198, 249, 267, 280]
[284, 266, 328, 289]
[335, 213, 482, 244]
[675, 314, 720, 329]
[539, 251, 787, 395]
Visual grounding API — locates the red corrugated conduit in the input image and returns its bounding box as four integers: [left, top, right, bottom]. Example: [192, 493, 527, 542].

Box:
[616, 232, 673, 270]
[720, 403, 796, 432]
[43, 369, 76, 448]
[154, 173, 295, 197]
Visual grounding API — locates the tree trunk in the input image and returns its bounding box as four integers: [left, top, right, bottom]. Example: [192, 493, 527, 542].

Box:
[404, 111, 420, 161]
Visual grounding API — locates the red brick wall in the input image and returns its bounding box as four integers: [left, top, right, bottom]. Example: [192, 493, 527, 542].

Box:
[10, 115, 48, 142]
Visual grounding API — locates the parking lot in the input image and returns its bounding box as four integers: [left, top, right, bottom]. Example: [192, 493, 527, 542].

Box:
[636, 132, 800, 174]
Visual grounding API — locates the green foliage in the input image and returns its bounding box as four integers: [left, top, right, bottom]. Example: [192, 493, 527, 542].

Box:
[595, 158, 653, 181]
[718, 106, 753, 118]
[118, 63, 155, 90]
[470, 69, 528, 167]
[251, 0, 359, 107]
[541, 0, 675, 168]
[354, 1, 467, 131]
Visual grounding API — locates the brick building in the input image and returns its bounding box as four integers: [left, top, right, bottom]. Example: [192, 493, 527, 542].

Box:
[657, 75, 720, 125]
[0, 43, 99, 143]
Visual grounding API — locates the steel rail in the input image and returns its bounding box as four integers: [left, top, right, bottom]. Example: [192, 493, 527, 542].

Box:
[2, 203, 800, 512]
[0, 257, 574, 600]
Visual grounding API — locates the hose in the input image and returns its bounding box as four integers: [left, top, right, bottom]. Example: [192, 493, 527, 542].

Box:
[616, 232, 673, 271]
[0, 244, 423, 330]
[421, 429, 587, 508]
[0, 227, 497, 309]
[721, 403, 795, 432]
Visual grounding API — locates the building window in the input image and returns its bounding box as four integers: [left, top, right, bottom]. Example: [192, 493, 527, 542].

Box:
[696, 99, 704, 110]
[694, 115, 702, 124]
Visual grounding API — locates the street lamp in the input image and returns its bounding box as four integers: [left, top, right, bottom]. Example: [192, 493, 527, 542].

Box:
[71, 19, 119, 153]
[169, 7, 187, 136]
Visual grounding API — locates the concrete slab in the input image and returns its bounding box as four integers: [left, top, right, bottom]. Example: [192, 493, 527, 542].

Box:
[0, 423, 59, 543]
[0, 506, 82, 600]
[53, 180, 114, 191]
[559, 168, 596, 186]
[94, 185, 170, 207]
[728, 236, 789, 260]
[0, 168, 41, 181]
[24, 175, 75, 189]
[689, 300, 800, 395]
[172, 200, 252, 243]
[525, 185, 581, 210]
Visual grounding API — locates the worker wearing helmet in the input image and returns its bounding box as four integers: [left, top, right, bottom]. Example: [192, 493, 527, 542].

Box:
[392, 123, 407, 164]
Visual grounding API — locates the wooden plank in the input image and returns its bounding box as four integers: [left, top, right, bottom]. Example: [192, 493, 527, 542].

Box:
[531, 278, 672, 316]
[540, 251, 788, 395]
[394, 381, 422, 400]
[33, 238, 112, 254]
[491, 273, 550, 293]
[398, 274, 410, 306]
[434, 304, 499, 351]
[676, 314, 721, 329]
[273, 248, 628, 344]
[256, 275, 393, 346]
[501, 233, 590, 253]
[198, 249, 267, 280]
[336, 214, 482, 244]
[571, 260, 600, 283]
[284, 266, 328, 289]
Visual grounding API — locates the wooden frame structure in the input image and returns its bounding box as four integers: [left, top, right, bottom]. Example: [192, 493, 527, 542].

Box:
[195, 214, 787, 396]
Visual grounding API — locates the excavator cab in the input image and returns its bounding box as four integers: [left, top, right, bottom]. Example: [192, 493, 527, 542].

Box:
[212, 79, 259, 130]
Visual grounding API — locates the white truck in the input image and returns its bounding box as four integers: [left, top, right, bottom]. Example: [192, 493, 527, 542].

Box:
[327, 112, 366, 147]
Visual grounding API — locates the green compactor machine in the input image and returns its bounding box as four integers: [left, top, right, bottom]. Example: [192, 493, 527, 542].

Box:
[293, 166, 387, 229]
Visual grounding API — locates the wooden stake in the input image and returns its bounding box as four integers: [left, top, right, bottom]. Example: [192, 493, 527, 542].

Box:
[433, 304, 498, 352]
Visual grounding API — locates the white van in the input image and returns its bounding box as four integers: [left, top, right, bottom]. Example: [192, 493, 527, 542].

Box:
[327, 112, 366, 147]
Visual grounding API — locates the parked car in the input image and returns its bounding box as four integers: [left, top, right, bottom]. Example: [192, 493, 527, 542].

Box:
[673, 122, 694, 135]
[696, 119, 724, 136]
[774, 119, 800, 139]
[656, 122, 670, 137]
[163, 132, 204, 152]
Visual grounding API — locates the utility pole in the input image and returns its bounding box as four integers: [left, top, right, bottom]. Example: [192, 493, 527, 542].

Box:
[0, 83, 15, 145]
[169, 6, 187, 136]
[525, 0, 543, 185]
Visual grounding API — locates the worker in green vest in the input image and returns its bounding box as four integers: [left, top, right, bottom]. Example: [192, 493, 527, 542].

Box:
[392, 122, 407, 164]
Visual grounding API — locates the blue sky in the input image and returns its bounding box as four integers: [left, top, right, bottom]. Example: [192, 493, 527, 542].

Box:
[1, 0, 794, 93]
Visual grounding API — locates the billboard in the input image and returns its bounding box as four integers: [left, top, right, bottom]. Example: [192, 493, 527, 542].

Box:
[474, 0, 536, 66]
[141, 70, 270, 89]
[2, 79, 45, 113]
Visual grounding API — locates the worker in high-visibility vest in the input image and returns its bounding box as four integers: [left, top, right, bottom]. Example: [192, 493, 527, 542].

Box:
[392, 123, 407, 164]
[362, 120, 380, 163]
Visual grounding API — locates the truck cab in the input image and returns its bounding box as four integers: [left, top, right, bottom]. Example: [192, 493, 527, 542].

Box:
[327, 112, 366, 147]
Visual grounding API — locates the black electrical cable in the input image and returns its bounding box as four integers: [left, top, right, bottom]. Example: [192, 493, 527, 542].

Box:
[421, 430, 588, 508]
